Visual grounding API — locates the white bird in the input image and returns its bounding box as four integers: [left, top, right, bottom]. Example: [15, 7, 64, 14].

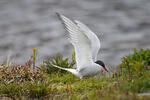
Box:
[51, 13, 108, 79]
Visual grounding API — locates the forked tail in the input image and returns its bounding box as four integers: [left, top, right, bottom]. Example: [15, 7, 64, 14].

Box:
[50, 63, 68, 71]
[50, 63, 81, 78]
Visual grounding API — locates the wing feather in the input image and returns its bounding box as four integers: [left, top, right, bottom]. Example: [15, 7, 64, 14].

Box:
[57, 13, 93, 70]
[75, 20, 101, 61]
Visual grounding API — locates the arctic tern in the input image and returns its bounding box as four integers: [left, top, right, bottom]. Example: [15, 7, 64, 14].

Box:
[51, 13, 108, 79]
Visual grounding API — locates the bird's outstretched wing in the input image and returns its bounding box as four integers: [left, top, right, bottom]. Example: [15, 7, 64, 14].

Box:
[56, 13, 93, 70]
[75, 20, 101, 61]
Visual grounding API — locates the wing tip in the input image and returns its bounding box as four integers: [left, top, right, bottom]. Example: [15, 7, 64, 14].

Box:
[56, 12, 60, 17]
[56, 12, 62, 20]
[55, 12, 67, 28]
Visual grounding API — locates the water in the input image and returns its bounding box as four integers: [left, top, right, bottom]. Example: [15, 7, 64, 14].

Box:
[0, 0, 150, 67]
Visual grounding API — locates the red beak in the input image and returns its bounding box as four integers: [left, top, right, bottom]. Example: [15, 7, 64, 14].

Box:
[104, 67, 109, 72]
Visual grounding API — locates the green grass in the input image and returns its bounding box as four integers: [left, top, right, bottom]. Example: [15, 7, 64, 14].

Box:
[0, 49, 150, 100]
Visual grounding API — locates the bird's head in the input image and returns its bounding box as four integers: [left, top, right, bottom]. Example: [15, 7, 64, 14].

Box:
[95, 60, 109, 72]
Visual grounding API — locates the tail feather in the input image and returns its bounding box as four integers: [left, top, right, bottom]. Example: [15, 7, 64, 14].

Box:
[50, 63, 81, 78]
[50, 63, 69, 71]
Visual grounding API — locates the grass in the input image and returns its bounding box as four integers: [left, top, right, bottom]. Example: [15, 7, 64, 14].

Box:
[0, 48, 150, 100]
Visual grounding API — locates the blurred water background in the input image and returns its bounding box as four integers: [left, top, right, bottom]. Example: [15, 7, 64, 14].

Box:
[0, 0, 150, 67]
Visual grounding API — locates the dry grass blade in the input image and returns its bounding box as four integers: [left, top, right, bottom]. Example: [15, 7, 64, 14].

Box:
[0, 60, 46, 84]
